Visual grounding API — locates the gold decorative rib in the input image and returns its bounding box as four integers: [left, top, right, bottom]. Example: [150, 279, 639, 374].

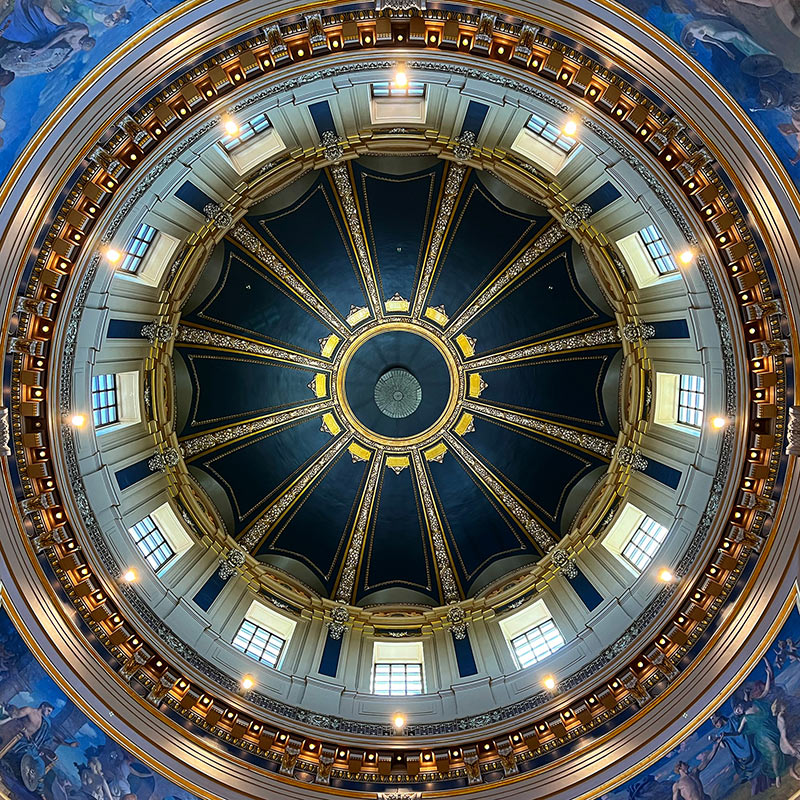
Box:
[410, 162, 468, 318]
[228, 222, 349, 337]
[465, 323, 622, 370]
[238, 433, 353, 553]
[410, 449, 461, 602]
[335, 448, 383, 603]
[464, 400, 616, 459]
[180, 400, 333, 460]
[175, 323, 331, 371]
[444, 221, 569, 335]
[328, 163, 383, 320]
[443, 431, 556, 553]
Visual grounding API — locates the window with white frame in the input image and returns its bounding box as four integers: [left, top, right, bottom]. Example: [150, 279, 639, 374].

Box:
[91, 373, 118, 428]
[371, 80, 426, 98]
[371, 641, 424, 696]
[127, 502, 194, 574]
[220, 112, 271, 152]
[677, 374, 705, 428]
[119, 223, 157, 274]
[622, 515, 669, 572]
[511, 619, 566, 669]
[232, 619, 286, 668]
[91, 370, 141, 431]
[525, 112, 577, 153]
[498, 599, 566, 670]
[129, 515, 175, 570]
[638, 224, 678, 275]
[232, 600, 296, 670]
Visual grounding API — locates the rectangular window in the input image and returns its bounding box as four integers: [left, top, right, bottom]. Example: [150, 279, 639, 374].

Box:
[510, 619, 565, 668]
[678, 374, 705, 428]
[119, 223, 157, 274]
[91, 373, 118, 428]
[232, 619, 286, 668]
[129, 515, 175, 570]
[371, 662, 423, 696]
[525, 112, 577, 154]
[220, 112, 272, 152]
[622, 515, 669, 572]
[638, 225, 678, 275]
[371, 80, 426, 98]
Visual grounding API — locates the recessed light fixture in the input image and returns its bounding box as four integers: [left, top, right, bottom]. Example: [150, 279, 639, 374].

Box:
[241, 675, 254, 690]
[543, 676, 556, 690]
[123, 568, 138, 583]
[393, 714, 405, 729]
[659, 569, 674, 583]
[224, 119, 239, 136]
[70, 414, 86, 427]
[394, 70, 408, 87]
[105, 248, 121, 263]
[711, 416, 727, 429]
[563, 119, 578, 137]
[679, 249, 694, 264]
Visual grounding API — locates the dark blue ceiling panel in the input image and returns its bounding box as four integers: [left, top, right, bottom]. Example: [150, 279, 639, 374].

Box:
[360, 464, 436, 602]
[200, 417, 333, 524]
[479, 352, 618, 434]
[429, 175, 548, 316]
[464, 242, 612, 351]
[265, 449, 368, 591]
[354, 161, 444, 305]
[250, 175, 367, 319]
[178, 350, 318, 434]
[429, 453, 531, 585]
[183, 243, 329, 352]
[466, 417, 600, 525]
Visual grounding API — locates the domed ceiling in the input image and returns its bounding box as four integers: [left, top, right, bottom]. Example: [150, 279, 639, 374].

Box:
[174, 159, 620, 604]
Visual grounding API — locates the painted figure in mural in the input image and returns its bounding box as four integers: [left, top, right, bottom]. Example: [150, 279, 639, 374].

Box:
[709, 711, 764, 787]
[680, 19, 783, 75]
[671, 761, 711, 800]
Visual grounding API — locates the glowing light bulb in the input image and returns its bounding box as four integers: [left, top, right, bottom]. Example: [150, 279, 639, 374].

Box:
[70, 414, 86, 427]
[659, 569, 674, 583]
[394, 70, 408, 87]
[711, 416, 727, 429]
[123, 568, 138, 583]
[543, 676, 556, 691]
[393, 715, 405, 729]
[224, 119, 239, 136]
[105, 248, 121, 263]
[241, 675, 254, 690]
[679, 249, 694, 265]
[563, 119, 578, 137]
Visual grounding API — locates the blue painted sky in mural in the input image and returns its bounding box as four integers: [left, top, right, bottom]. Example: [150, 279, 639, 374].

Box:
[0, 0, 798, 191]
[603, 604, 800, 800]
[0, 605, 199, 800]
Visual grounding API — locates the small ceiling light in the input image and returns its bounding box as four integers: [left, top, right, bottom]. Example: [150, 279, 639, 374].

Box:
[393, 715, 405, 729]
[297, 48, 305, 56]
[563, 119, 578, 137]
[543, 676, 556, 691]
[241, 675, 254, 690]
[679, 249, 694, 264]
[123, 568, 138, 583]
[659, 569, 674, 583]
[711, 416, 727, 429]
[105, 248, 121, 263]
[394, 70, 408, 88]
[224, 119, 239, 136]
[70, 414, 86, 427]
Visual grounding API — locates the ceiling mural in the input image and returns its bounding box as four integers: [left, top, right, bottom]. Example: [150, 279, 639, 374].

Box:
[605, 598, 800, 800]
[0, 601, 201, 800]
[0, 0, 798, 188]
[175, 160, 620, 604]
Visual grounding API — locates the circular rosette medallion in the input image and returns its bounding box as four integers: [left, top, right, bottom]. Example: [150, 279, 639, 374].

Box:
[374, 368, 423, 419]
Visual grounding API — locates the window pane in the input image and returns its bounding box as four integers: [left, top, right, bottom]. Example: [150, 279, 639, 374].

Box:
[511, 619, 565, 669]
[232, 620, 286, 668]
[119, 223, 157, 274]
[91, 373, 118, 428]
[678, 374, 705, 428]
[638, 225, 677, 275]
[371, 80, 426, 98]
[525, 113, 577, 153]
[622, 516, 669, 572]
[372, 662, 423, 696]
[129, 516, 175, 570]
[220, 112, 272, 152]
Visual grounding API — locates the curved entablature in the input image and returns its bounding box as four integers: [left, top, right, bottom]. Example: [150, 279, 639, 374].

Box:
[0, 3, 792, 798]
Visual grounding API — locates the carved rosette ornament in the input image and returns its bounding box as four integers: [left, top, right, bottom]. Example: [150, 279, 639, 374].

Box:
[551, 548, 578, 579]
[622, 322, 656, 342]
[453, 130, 477, 161]
[615, 445, 648, 471]
[321, 130, 345, 163]
[203, 202, 233, 228]
[141, 320, 175, 344]
[447, 604, 469, 640]
[218, 547, 247, 580]
[327, 604, 350, 639]
[0, 408, 9, 457]
[562, 202, 592, 229]
[148, 447, 181, 473]
[786, 406, 800, 457]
